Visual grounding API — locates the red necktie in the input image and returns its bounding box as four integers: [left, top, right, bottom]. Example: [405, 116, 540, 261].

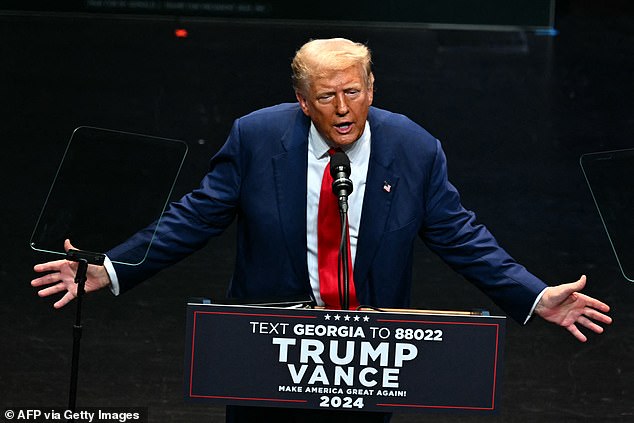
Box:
[318, 149, 359, 309]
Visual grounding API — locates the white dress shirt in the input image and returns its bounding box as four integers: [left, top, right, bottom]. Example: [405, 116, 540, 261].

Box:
[306, 121, 371, 306]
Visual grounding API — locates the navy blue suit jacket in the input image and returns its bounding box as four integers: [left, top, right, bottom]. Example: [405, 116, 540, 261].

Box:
[110, 103, 546, 323]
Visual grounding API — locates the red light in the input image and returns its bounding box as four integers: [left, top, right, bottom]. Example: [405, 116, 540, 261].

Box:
[174, 28, 188, 38]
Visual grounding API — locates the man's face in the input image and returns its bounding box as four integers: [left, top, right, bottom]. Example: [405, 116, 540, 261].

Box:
[296, 65, 373, 147]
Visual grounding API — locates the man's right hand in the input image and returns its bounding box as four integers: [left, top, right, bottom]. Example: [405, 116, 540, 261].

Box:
[31, 239, 112, 309]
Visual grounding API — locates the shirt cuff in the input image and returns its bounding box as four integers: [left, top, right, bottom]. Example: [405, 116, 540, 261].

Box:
[103, 256, 120, 296]
[524, 287, 548, 324]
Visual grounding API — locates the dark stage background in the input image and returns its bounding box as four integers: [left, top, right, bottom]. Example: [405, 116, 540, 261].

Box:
[1, 1, 633, 422]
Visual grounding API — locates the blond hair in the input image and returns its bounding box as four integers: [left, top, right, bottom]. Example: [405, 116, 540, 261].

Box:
[291, 38, 374, 95]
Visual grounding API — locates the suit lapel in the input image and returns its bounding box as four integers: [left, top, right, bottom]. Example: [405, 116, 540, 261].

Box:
[273, 111, 310, 285]
[354, 113, 399, 291]
[270, 107, 399, 297]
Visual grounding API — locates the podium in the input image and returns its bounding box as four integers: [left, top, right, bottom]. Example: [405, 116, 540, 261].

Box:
[184, 303, 505, 415]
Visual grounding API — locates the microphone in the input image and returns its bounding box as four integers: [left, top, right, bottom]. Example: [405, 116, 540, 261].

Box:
[330, 151, 353, 213]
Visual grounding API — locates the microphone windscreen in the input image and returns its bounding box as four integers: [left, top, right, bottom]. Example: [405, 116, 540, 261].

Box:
[330, 151, 351, 177]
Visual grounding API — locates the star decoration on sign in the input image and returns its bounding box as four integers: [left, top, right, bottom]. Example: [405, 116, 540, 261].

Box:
[322, 313, 371, 323]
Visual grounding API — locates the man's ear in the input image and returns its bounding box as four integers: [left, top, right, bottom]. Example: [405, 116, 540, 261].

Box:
[295, 91, 310, 116]
[367, 73, 375, 105]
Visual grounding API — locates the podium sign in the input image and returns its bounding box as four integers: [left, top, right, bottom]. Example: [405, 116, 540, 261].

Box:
[184, 304, 505, 414]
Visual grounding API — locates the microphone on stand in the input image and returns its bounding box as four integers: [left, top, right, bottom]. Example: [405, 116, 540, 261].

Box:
[330, 151, 353, 213]
[329, 150, 354, 309]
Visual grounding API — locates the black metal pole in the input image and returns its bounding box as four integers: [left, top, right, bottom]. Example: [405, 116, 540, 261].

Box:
[68, 258, 88, 412]
[63, 249, 104, 416]
[339, 211, 350, 310]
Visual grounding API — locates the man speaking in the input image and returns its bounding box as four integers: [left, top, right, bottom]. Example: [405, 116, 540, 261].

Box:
[32, 38, 611, 423]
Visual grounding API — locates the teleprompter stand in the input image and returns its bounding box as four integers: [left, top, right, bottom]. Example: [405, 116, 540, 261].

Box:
[30, 126, 188, 414]
[65, 249, 105, 412]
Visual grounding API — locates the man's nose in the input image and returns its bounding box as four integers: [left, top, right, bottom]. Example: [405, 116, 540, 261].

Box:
[334, 93, 349, 115]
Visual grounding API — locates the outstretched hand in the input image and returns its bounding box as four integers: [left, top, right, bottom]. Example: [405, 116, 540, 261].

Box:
[31, 239, 112, 309]
[534, 275, 612, 342]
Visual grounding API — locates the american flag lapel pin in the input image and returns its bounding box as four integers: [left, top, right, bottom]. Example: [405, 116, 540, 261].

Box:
[383, 181, 392, 193]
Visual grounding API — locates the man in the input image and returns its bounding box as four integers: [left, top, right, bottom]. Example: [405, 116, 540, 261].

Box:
[32, 38, 611, 422]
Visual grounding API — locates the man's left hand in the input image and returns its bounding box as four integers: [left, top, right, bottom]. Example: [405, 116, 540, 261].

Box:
[535, 275, 612, 342]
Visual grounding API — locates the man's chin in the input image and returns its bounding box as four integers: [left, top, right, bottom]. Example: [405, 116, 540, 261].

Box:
[329, 134, 360, 148]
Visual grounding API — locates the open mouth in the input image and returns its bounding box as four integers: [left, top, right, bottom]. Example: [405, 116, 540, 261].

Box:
[334, 122, 353, 133]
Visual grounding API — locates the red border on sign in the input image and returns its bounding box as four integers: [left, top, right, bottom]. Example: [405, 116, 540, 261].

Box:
[188, 310, 317, 403]
[374, 318, 501, 411]
[187, 309, 502, 411]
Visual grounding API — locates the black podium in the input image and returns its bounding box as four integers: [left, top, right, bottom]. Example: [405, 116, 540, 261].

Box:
[184, 303, 505, 415]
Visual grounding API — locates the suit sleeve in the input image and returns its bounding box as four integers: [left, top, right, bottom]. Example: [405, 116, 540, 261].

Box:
[420, 139, 547, 323]
[107, 120, 244, 292]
